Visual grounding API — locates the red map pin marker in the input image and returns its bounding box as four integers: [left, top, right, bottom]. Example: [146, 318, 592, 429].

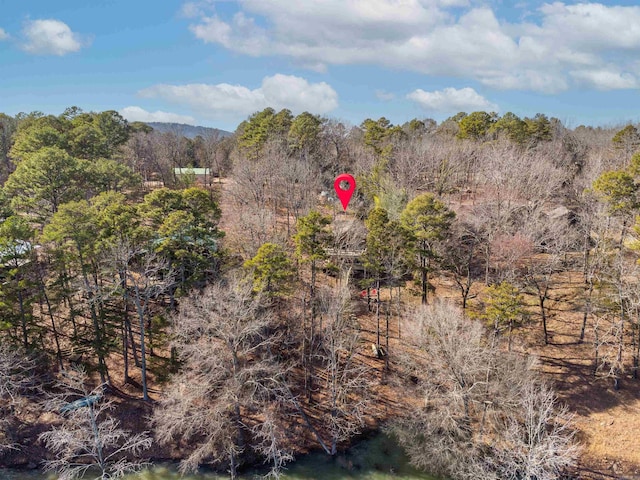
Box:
[334, 173, 356, 211]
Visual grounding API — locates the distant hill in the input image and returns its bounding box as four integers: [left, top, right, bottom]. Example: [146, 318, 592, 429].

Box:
[146, 122, 233, 139]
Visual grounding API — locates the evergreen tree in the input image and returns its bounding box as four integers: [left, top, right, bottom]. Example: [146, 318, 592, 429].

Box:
[4, 146, 83, 224]
[244, 242, 295, 297]
[400, 193, 455, 304]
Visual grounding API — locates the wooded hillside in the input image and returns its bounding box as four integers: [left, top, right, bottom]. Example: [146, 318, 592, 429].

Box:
[1, 106, 639, 479]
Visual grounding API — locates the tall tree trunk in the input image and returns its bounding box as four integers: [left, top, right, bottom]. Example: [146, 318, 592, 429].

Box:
[285, 383, 331, 455]
[78, 249, 108, 385]
[634, 310, 640, 380]
[397, 285, 401, 340]
[88, 404, 106, 476]
[231, 400, 244, 477]
[581, 280, 594, 342]
[119, 269, 131, 383]
[302, 298, 309, 398]
[539, 289, 549, 345]
[330, 325, 339, 455]
[131, 283, 149, 401]
[421, 250, 428, 305]
[229, 451, 238, 480]
[127, 318, 140, 367]
[60, 268, 78, 339]
[376, 279, 381, 350]
[619, 218, 628, 247]
[593, 322, 600, 377]
[583, 230, 590, 284]
[615, 289, 625, 390]
[485, 244, 491, 285]
[308, 259, 316, 402]
[385, 298, 390, 372]
[122, 320, 129, 383]
[38, 260, 64, 369]
[508, 320, 514, 352]
[17, 287, 29, 350]
[37, 278, 63, 370]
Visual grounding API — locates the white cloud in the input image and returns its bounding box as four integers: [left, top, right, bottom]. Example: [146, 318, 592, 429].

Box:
[139, 74, 338, 118]
[535, 2, 640, 51]
[189, 12, 268, 56]
[141, 83, 268, 115]
[0, 28, 9, 41]
[21, 19, 86, 55]
[184, 1, 640, 93]
[407, 87, 498, 112]
[119, 106, 196, 124]
[179, 0, 216, 18]
[375, 89, 395, 101]
[260, 74, 338, 113]
[180, 1, 204, 18]
[570, 69, 639, 90]
[437, 0, 469, 6]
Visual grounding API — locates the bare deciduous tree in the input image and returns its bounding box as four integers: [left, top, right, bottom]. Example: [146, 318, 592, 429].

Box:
[39, 368, 151, 480]
[152, 277, 291, 479]
[0, 344, 33, 453]
[492, 381, 579, 480]
[0, 344, 32, 401]
[316, 281, 370, 455]
[251, 410, 294, 480]
[389, 301, 578, 480]
[442, 220, 484, 309]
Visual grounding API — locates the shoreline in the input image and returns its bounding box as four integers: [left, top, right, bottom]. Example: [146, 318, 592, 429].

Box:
[0, 431, 439, 479]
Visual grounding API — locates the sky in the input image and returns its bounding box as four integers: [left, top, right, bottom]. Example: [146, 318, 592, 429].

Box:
[2, 0, 640, 131]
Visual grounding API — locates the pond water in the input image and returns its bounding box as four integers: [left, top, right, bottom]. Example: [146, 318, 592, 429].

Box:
[1, 434, 437, 480]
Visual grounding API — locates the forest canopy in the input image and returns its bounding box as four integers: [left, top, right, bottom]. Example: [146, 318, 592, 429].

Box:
[0, 105, 638, 479]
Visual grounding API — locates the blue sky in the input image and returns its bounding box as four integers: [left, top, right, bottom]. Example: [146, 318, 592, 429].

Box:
[2, 0, 640, 131]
